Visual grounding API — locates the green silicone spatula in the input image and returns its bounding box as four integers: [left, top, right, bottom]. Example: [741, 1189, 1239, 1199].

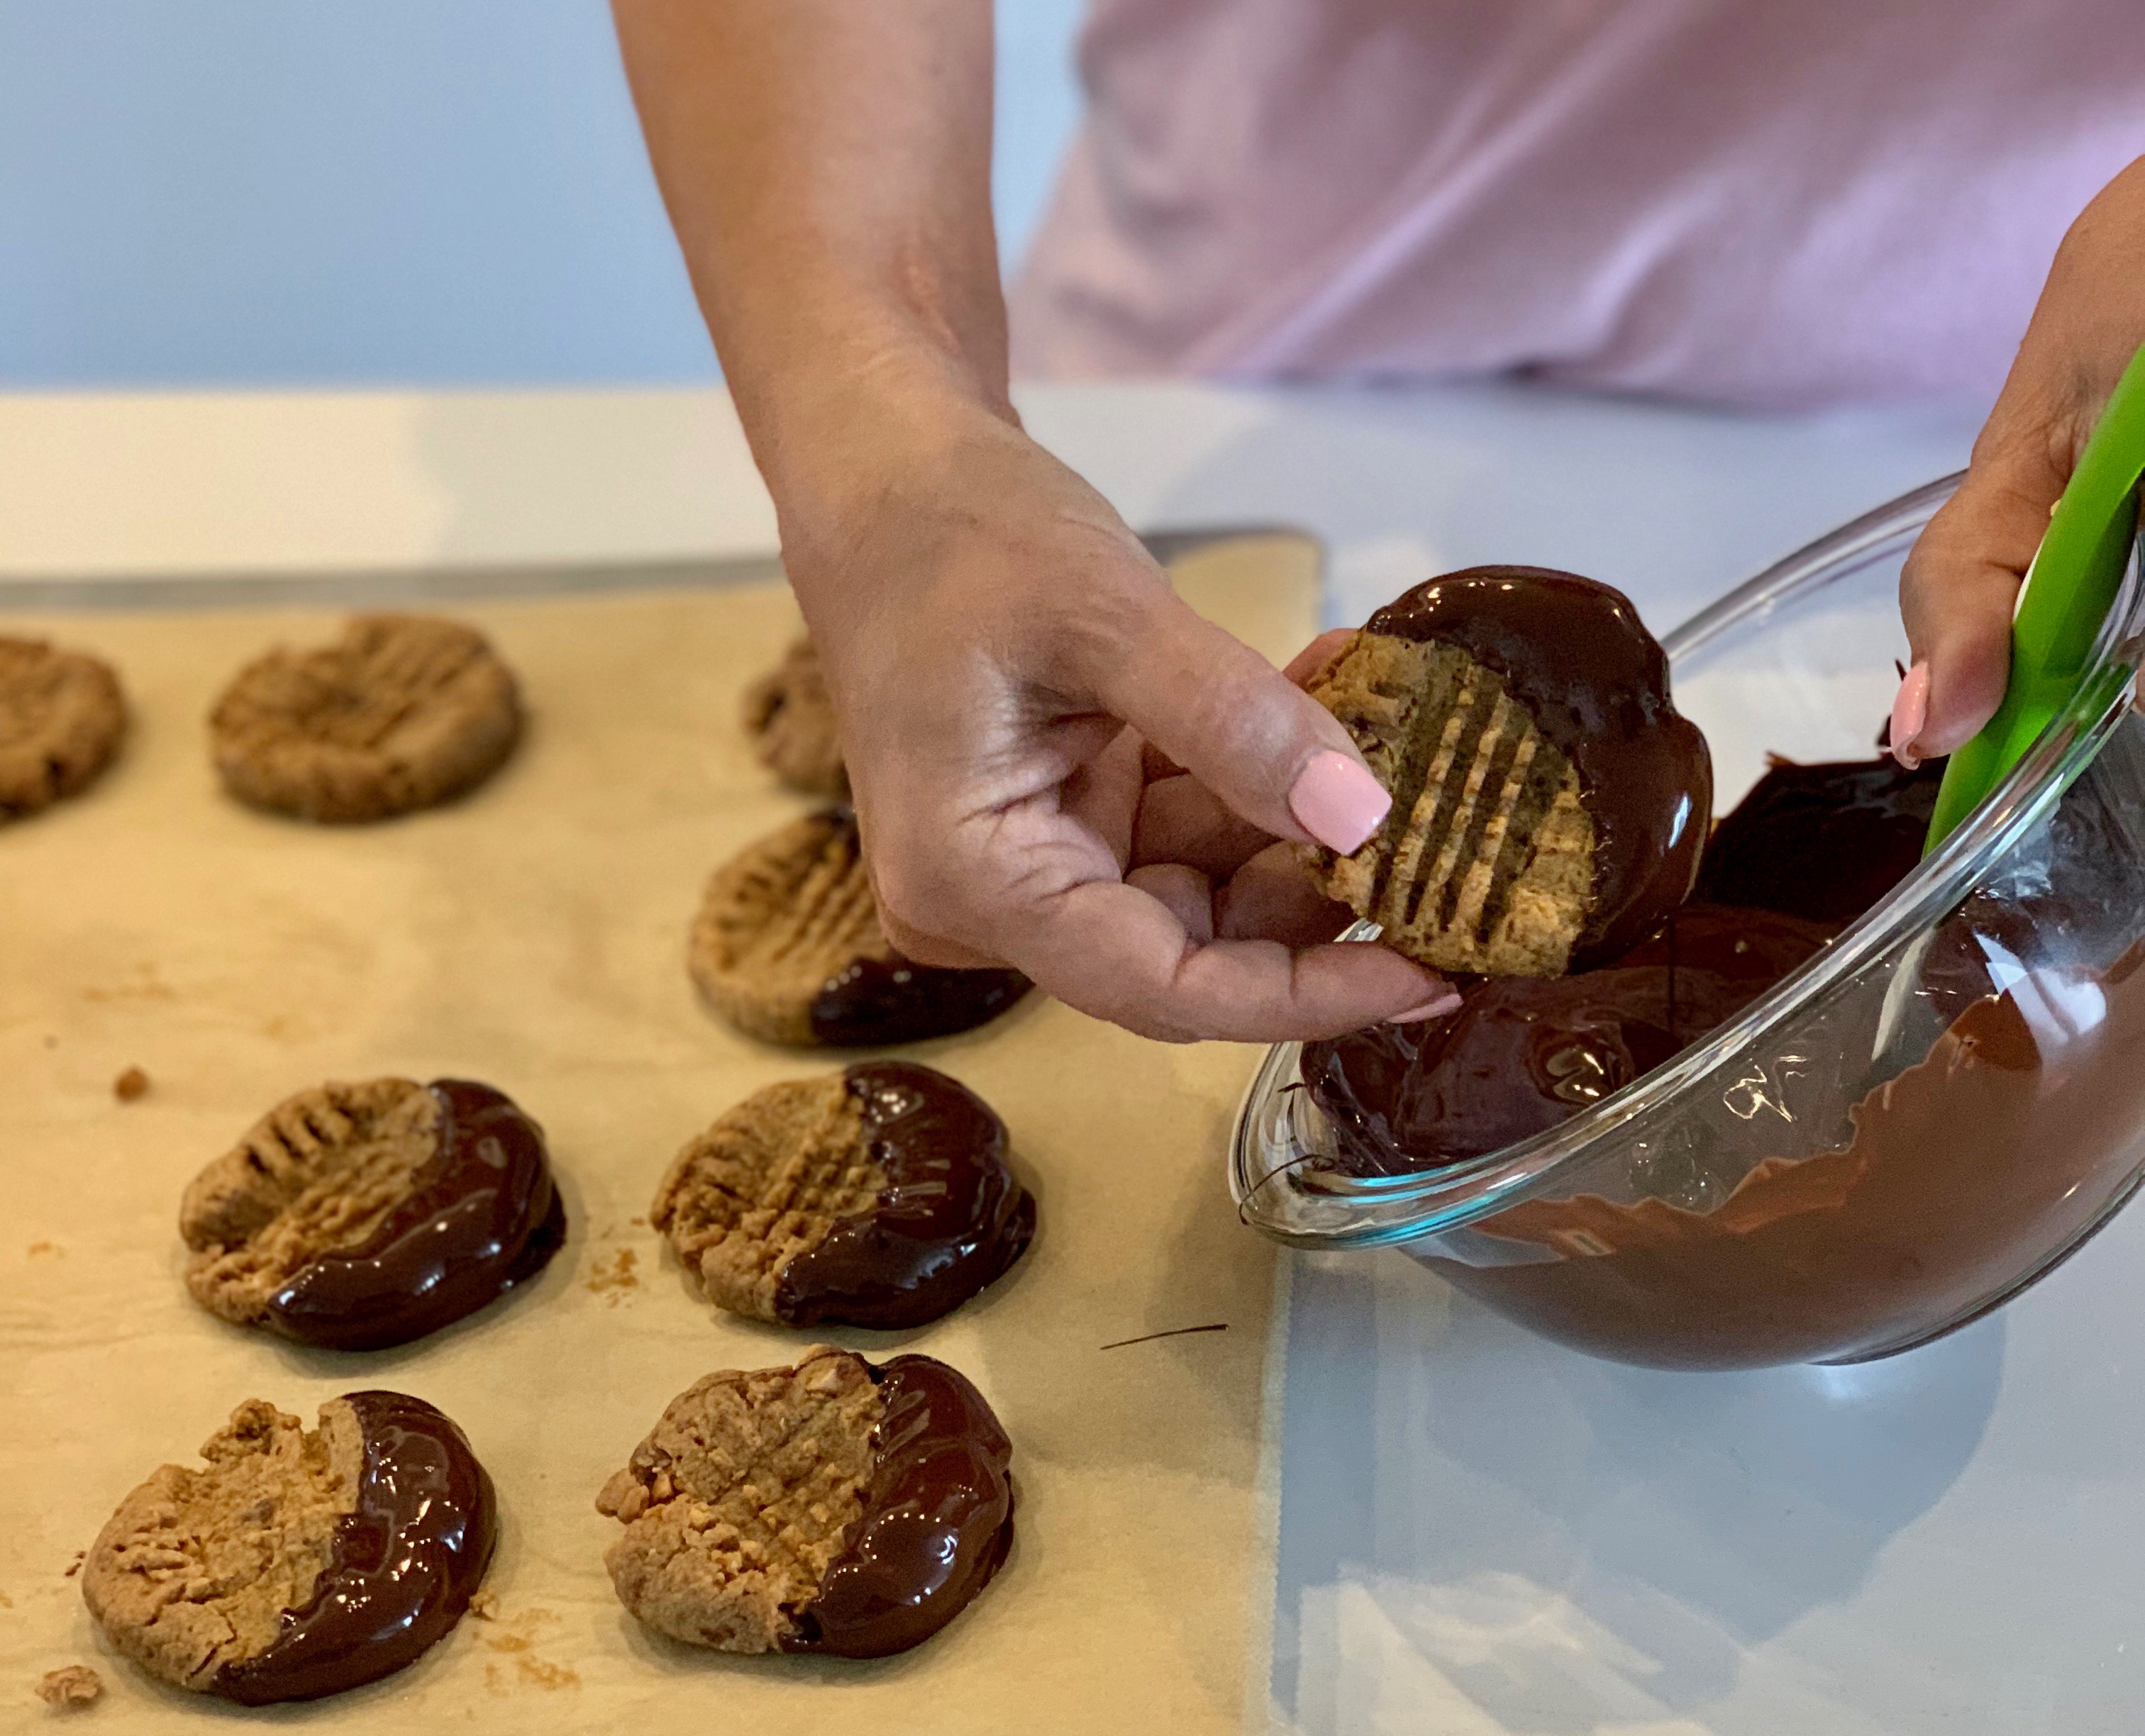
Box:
[1924, 340, 2145, 852]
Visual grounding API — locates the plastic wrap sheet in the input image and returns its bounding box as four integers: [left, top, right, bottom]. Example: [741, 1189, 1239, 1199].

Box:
[0, 533, 1319, 1732]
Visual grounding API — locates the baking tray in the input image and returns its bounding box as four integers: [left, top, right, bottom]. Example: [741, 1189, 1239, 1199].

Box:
[0, 530, 1317, 1732]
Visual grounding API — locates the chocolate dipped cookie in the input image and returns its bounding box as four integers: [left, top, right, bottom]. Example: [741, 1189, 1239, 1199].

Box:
[1304, 568, 1710, 976]
[597, 1347, 1014, 1657]
[180, 1078, 564, 1351]
[743, 632, 847, 798]
[209, 614, 521, 822]
[82, 1392, 494, 1704]
[689, 809, 1030, 1046]
[652, 1062, 1032, 1330]
[0, 635, 126, 821]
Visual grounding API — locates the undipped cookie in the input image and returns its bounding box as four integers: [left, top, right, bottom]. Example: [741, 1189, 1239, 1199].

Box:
[0, 636, 125, 821]
[82, 1392, 494, 1704]
[743, 632, 847, 798]
[597, 1347, 1014, 1657]
[688, 809, 1030, 1046]
[209, 614, 521, 822]
[652, 1061, 1032, 1329]
[180, 1078, 564, 1352]
[1303, 568, 1710, 976]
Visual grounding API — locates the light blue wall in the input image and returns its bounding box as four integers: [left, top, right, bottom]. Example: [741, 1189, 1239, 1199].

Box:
[0, 1, 1085, 386]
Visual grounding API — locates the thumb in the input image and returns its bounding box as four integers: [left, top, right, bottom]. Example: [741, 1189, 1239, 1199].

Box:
[1089, 587, 1392, 854]
[1898, 423, 2066, 762]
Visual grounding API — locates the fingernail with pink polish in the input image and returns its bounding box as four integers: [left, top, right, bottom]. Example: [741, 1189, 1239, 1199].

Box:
[1890, 662, 1930, 768]
[1290, 751, 1390, 854]
[1390, 991, 1464, 1024]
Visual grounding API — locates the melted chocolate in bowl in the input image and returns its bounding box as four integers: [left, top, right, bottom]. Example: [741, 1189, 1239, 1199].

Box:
[785, 1355, 1015, 1657]
[1303, 750, 2145, 1367]
[1694, 751, 1944, 924]
[263, 1079, 564, 1352]
[1366, 568, 1713, 964]
[775, 1062, 1035, 1329]
[216, 1391, 496, 1704]
[1304, 902, 1837, 1174]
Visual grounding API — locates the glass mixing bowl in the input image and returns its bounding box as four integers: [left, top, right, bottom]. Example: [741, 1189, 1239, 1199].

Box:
[1231, 475, 2145, 1369]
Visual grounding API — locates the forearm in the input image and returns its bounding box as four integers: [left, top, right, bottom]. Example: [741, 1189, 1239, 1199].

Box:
[611, 0, 1008, 507]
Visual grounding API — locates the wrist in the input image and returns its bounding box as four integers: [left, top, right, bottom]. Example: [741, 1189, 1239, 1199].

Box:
[744, 336, 1017, 554]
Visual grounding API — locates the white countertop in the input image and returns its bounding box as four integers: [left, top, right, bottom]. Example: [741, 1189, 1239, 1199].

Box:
[21, 380, 2129, 1736]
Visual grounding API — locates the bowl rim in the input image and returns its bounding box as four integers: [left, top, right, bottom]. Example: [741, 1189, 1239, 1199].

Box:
[1231, 471, 2145, 1249]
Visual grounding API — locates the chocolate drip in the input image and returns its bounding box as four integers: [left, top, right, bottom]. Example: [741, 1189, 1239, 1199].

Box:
[215, 1392, 495, 1704]
[264, 1079, 563, 1352]
[1366, 567, 1711, 965]
[785, 1356, 1014, 1658]
[775, 1062, 1034, 1330]
[1697, 752, 1944, 924]
[809, 955, 1031, 1047]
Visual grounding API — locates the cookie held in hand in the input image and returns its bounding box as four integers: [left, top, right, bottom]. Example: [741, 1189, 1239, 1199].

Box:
[689, 809, 1031, 1046]
[209, 614, 521, 822]
[180, 1078, 565, 1352]
[0, 636, 126, 821]
[653, 1062, 1033, 1329]
[597, 1347, 1014, 1657]
[743, 632, 847, 798]
[1303, 567, 1710, 976]
[82, 1392, 494, 1704]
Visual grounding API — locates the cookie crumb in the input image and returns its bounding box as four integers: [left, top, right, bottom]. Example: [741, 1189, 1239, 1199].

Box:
[584, 1247, 638, 1301]
[34, 1666, 101, 1710]
[112, 1067, 149, 1103]
[63, 1551, 84, 1577]
[515, 1655, 578, 1691]
[467, 1588, 499, 1621]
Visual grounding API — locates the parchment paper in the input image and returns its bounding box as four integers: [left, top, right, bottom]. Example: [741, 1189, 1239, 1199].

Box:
[0, 534, 1318, 1732]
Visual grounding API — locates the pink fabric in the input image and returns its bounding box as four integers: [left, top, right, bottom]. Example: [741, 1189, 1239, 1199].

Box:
[1009, 0, 2145, 407]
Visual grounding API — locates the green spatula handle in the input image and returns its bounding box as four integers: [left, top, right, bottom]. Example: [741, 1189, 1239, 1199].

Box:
[1925, 341, 2145, 850]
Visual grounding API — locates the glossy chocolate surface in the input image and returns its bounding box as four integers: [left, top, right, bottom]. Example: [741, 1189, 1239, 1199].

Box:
[809, 954, 1031, 1047]
[1447, 931, 2145, 1367]
[264, 1079, 562, 1352]
[1368, 567, 1711, 964]
[786, 1355, 1014, 1658]
[1696, 752, 1944, 924]
[1306, 750, 1951, 1177]
[1306, 903, 1836, 1174]
[215, 1391, 496, 1704]
[776, 1062, 1033, 1330]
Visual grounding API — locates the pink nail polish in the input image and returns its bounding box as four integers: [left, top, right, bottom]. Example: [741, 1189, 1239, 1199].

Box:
[1390, 991, 1465, 1024]
[1890, 662, 1930, 767]
[1289, 751, 1391, 855]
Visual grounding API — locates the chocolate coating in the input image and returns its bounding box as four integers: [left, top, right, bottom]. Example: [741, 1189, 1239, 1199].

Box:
[1366, 567, 1711, 965]
[776, 1062, 1034, 1330]
[263, 1079, 563, 1352]
[809, 952, 1031, 1047]
[215, 1392, 495, 1704]
[1306, 903, 1836, 1174]
[785, 1355, 1015, 1658]
[1697, 752, 1944, 925]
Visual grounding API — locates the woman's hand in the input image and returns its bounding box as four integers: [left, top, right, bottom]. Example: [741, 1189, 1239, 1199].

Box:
[780, 383, 1453, 1042]
[1895, 154, 2145, 766]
